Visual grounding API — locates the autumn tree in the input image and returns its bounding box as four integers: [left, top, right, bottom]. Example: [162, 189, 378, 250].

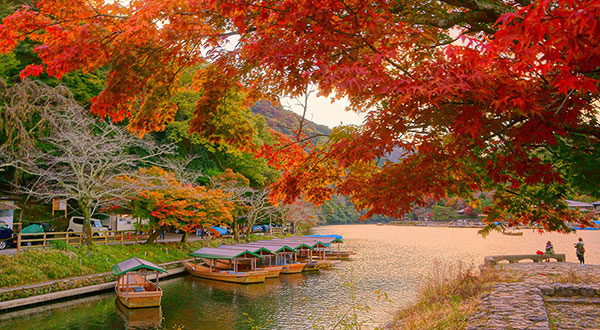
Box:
[116, 167, 234, 243]
[2, 0, 599, 232]
[0, 79, 171, 244]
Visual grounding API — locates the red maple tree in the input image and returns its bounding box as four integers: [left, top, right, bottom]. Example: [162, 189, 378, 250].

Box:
[2, 0, 599, 232]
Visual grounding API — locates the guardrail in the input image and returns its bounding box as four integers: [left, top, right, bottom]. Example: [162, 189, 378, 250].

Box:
[16, 230, 149, 253]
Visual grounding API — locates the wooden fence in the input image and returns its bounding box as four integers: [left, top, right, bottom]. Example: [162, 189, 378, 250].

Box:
[16, 230, 149, 253]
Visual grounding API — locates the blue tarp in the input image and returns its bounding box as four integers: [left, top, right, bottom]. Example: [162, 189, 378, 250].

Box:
[570, 220, 600, 231]
[305, 234, 343, 240]
[211, 226, 228, 235]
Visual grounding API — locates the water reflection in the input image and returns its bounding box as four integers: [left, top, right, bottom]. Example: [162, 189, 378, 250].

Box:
[1, 225, 598, 330]
[115, 301, 162, 329]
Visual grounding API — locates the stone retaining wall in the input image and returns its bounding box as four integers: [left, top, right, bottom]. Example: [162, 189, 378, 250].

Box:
[0, 259, 189, 303]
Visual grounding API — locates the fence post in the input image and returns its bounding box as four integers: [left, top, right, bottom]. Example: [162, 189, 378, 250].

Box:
[105, 233, 108, 246]
[79, 232, 82, 245]
[120, 232, 123, 245]
[16, 232, 21, 253]
[43, 233, 47, 248]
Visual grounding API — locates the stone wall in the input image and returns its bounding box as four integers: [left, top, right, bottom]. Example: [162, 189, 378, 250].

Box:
[467, 263, 600, 330]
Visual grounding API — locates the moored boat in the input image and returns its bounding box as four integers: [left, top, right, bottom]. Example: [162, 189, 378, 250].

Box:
[112, 257, 167, 308]
[183, 261, 268, 284]
[185, 247, 268, 284]
[502, 231, 524, 236]
[279, 262, 306, 274]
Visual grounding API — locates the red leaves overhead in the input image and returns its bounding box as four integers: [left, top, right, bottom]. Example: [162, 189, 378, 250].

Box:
[2, 0, 599, 230]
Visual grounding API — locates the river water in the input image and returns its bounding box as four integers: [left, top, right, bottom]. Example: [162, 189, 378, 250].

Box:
[1, 224, 598, 329]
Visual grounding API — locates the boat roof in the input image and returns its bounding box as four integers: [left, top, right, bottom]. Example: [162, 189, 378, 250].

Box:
[277, 238, 328, 248]
[243, 242, 297, 253]
[305, 234, 343, 240]
[282, 236, 344, 244]
[258, 240, 314, 250]
[218, 244, 275, 255]
[303, 235, 344, 243]
[111, 257, 167, 276]
[189, 247, 261, 259]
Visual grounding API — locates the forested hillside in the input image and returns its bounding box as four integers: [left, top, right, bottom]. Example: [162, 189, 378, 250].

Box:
[251, 100, 331, 144]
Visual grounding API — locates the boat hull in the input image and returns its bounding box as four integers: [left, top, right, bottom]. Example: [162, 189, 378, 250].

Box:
[280, 263, 305, 274]
[502, 232, 523, 236]
[302, 262, 320, 272]
[261, 265, 283, 278]
[116, 291, 162, 308]
[326, 250, 355, 259]
[183, 261, 267, 284]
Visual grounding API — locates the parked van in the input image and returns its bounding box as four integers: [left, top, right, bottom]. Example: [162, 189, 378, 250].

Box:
[67, 216, 109, 236]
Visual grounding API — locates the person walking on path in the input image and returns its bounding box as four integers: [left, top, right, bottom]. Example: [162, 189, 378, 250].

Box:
[574, 237, 585, 265]
[544, 241, 555, 262]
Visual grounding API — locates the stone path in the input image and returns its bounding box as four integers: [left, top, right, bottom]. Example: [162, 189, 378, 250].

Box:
[467, 263, 600, 330]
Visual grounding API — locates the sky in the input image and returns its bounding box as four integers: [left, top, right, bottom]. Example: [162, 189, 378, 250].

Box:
[281, 93, 366, 128]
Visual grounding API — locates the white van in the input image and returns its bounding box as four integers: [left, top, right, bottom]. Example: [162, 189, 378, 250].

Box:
[67, 216, 109, 236]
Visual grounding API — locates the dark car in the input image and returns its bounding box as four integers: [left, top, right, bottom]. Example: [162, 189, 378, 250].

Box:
[0, 225, 15, 250]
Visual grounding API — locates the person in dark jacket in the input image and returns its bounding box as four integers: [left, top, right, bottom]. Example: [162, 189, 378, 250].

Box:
[574, 237, 585, 265]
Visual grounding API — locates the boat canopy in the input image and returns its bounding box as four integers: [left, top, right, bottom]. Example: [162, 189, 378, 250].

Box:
[190, 247, 261, 259]
[260, 240, 314, 250]
[218, 244, 275, 255]
[282, 236, 344, 244]
[305, 234, 343, 240]
[111, 257, 167, 276]
[278, 239, 328, 248]
[243, 242, 297, 253]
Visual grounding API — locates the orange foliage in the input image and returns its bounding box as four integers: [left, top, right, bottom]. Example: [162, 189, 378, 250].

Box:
[116, 167, 234, 232]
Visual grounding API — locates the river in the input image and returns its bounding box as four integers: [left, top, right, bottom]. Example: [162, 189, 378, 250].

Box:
[1, 224, 598, 329]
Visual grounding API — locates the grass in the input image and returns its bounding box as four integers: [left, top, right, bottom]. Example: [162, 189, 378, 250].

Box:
[391, 261, 499, 330]
[0, 233, 286, 288]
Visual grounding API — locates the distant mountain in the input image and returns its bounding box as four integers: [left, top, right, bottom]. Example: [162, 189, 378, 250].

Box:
[251, 100, 331, 143]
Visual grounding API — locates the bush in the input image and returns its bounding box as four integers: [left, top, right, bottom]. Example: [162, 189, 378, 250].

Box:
[52, 239, 68, 250]
[392, 261, 499, 330]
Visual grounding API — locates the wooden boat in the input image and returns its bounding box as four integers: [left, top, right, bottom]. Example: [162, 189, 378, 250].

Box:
[279, 262, 306, 274]
[183, 261, 267, 284]
[201, 258, 282, 278]
[316, 259, 341, 269]
[216, 245, 284, 278]
[186, 247, 268, 284]
[502, 231, 524, 236]
[325, 251, 355, 260]
[112, 257, 167, 308]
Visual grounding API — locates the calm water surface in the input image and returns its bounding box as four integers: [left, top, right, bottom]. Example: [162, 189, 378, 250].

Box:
[1, 225, 598, 329]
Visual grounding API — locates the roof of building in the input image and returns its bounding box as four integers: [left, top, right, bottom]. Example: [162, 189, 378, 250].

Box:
[566, 200, 594, 208]
[0, 202, 20, 210]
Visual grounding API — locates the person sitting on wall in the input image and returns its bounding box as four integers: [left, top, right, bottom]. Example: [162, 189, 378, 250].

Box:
[544, 241, 555, 262]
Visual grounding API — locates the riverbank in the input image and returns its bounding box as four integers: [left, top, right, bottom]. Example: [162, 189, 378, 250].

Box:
[391, 262, 600, 330]
[0, 234, 287, 304]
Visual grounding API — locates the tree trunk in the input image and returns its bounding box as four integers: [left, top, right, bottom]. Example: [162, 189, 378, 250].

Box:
[180, 231, 188, 243]
[78, 199, 93, 245]
[233, 218, 240, 243]
[145, 226, 165, 244]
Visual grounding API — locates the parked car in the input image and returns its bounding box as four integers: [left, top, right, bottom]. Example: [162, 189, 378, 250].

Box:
[20, 223, 54, 246]
[0, 224, 15, 250]
[67, 216, 109, 236]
